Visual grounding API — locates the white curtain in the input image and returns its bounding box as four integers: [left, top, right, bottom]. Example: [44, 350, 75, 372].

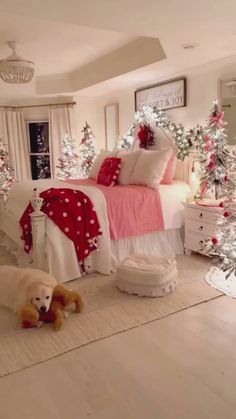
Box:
[0, 108, 31, 181]
[49, 104, 76, 178]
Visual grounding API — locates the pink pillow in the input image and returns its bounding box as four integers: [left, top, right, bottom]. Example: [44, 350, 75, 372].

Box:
[97, 157, 122, 186]
[161, 154, 177, 184]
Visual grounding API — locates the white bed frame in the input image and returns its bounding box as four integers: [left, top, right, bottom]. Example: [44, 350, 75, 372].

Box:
[0, 154, 194, 272]
[0, 188, 46, 270]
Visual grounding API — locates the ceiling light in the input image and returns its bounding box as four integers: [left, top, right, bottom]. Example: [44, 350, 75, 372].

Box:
[226, 80, 236, 95]
[0, 41, 34, 84]
[182, 43, 198, 50]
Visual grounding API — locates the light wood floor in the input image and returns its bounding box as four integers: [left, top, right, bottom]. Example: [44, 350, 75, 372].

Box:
[1, 295, 236, 419]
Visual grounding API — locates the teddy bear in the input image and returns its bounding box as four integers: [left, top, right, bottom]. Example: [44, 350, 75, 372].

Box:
[21, 284, 84, 331]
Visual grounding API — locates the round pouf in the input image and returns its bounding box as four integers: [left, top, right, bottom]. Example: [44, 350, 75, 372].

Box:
[117, 254, 178, 297]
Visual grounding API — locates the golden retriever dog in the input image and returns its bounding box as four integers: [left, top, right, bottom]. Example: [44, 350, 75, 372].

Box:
[0, 266, 57, 315]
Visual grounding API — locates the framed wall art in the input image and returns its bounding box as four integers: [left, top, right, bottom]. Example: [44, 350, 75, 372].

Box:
[135, 77, 187, 111]
[105, 103, 119, 150]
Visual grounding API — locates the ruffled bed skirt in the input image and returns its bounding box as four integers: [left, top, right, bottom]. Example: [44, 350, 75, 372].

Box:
[110, 229, 183, 271]
[0, 228, 184, 277]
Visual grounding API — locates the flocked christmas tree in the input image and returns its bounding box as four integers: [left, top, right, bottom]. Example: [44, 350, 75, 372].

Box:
[56, 132, 80, 180]
[0, 140, 15, 200]
[197, 101, 229, 200]
[203, 149, 236, 278]
[79, 122, 96, 178]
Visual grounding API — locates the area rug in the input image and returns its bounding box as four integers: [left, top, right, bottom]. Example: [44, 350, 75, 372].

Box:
[0, 249, 222, 377]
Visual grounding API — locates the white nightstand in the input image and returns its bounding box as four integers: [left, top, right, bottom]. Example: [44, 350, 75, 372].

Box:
[183, 202, 222, 255]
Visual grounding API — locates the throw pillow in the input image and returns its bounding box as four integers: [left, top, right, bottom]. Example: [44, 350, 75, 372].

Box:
[130, 149, 172, 190]
[97, 157, 122, 186]
[89, 149, 117, 180]
[117, 150, 142, 185]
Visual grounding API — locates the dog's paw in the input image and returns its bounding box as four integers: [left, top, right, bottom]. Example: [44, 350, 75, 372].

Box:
[63, 311, 69, 319]
[36, 321, 43, 328]
[54, 319, 63, 331]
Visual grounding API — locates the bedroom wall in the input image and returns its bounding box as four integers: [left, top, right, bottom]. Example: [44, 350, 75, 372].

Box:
[92, 55, 236, 150]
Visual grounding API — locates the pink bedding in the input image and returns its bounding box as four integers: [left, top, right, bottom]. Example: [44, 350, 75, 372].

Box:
[66, 179, 164, 240]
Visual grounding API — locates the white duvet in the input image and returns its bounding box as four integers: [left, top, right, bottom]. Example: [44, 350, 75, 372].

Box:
[5, 179, 112, 282]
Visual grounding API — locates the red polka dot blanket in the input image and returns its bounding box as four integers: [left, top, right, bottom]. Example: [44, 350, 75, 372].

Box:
[19, 188, 102, 272]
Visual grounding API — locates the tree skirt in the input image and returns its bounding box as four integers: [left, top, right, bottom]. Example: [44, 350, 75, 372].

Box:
[205, 266, 236, 298]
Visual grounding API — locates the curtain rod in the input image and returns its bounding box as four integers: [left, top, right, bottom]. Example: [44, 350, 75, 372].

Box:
[0, 101, 76, 109]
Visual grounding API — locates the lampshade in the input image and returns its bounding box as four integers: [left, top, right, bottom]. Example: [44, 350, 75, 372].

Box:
[0, 41, 34, 84]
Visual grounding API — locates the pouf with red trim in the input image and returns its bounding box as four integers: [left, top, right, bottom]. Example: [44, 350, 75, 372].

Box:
[117, 254, 178, 297]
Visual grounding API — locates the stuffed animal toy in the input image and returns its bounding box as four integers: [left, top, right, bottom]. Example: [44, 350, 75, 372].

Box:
[21, 284, 83, 331]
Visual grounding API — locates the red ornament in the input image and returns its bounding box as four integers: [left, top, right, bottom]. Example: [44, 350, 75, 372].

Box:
[211, 237, 218, 244]
[223, 211, 230, 217]
[224, 175, 230, 182]
[219, 202, 224, 208]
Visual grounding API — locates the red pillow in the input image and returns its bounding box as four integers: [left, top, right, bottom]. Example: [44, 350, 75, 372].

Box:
[97, 157, 122, 186]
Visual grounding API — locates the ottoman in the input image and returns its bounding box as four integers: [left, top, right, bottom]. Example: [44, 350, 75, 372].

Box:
[117, 254, 178, 297]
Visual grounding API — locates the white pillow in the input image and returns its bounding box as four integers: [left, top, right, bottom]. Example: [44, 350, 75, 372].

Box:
[130, 148, 172, 190]
[117, 150, 142, 184]
[89, 149, 117, 179]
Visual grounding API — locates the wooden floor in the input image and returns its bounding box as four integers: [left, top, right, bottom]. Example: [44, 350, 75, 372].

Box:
[1, 295, 236, 419]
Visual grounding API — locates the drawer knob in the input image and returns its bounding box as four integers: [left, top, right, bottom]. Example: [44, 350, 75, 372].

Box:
[199, 225, 203, 231]
[199, 240, 204, 246]
[199, 213, 203, 218]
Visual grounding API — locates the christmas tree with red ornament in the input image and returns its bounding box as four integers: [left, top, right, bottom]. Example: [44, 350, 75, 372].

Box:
[202, 131, 236, 278]
[0, 140, 15, 200]
[198, 101, 229, 200]
[79, 122, 96, 178]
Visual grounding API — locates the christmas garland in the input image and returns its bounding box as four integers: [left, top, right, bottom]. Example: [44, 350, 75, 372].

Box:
[117, 105, 193, 160]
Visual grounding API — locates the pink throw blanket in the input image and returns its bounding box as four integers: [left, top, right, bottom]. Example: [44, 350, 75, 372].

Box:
[66, 179, 164, 240]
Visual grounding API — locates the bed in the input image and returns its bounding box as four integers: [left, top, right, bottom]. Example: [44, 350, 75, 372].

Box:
[0, 169, 190, 282]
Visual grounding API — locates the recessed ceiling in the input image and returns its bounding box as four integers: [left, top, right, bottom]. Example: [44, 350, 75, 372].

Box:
[1, 0, 236, 101]
[0, 11, 136, 75]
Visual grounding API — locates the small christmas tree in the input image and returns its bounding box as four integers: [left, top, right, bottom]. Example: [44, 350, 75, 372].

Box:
[79, 122, 96, 178]
[203, 150, 236, 278]
[198, 101, 229, 200]
[0, 140, 15, 200]
[56, 133, 80, 180]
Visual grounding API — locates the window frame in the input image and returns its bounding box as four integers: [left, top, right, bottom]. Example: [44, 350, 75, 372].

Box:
[26, 120, 51, 179]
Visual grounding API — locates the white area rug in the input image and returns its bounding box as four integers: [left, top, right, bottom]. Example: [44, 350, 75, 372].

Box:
[0, 248, 222, 377]
[206, 266, 236, 298]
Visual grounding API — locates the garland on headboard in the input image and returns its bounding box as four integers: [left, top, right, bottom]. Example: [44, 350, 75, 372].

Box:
[117, 105, 193, 160]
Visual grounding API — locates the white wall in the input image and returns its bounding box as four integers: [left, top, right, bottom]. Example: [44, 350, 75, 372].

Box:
[91, 56, 236, 150]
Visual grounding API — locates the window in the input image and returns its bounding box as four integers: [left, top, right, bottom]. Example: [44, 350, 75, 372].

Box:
[28, 122, 51, 180]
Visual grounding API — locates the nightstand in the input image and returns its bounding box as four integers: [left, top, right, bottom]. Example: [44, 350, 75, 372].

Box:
[183, 202, 222, 255]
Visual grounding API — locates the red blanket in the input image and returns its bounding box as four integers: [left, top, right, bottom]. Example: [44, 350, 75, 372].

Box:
[19, 188, 102, 272]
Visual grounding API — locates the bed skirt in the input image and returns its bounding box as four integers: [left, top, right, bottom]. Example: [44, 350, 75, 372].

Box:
[0, 228, 183, 280]
[110, 229, 183, 271]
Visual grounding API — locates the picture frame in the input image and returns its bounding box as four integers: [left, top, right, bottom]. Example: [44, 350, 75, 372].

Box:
[135, 77, 187, 111]
[105, 103, 119, 150]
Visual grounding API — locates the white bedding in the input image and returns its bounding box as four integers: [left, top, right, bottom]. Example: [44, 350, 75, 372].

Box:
[1, 179, 190, 282]
[159, 181, 190, 229]
[4, 179, 112, 282]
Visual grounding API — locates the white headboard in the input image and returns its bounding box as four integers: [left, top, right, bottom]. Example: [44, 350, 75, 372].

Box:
[175, 152, 195, 184]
